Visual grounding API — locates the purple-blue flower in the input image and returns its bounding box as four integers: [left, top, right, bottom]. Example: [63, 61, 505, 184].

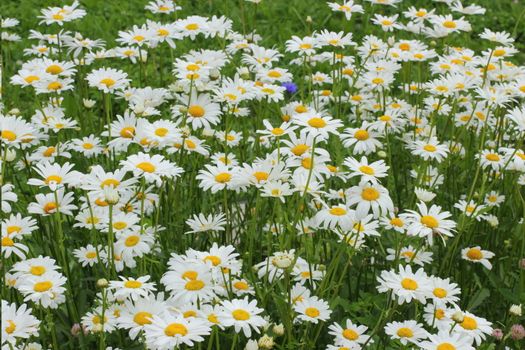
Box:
[282, 82, 298, 94]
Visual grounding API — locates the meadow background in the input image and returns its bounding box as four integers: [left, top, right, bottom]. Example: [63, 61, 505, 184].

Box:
[2, 0, 525, 349]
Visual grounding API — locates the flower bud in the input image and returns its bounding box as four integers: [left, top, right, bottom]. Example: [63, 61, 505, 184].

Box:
[91, 323, 103, 333]
[83, 98, 96, 108]
[8, 108, 20, 116]
[258, 335, 274, 349]
[209, 68, 220, 80]
[377, 150, 387, 158]
[97, 278, 108, 288]
[511, 324, 525, 340]
[491, 328, 504, 341]
[103, 186, 120, 205]
[272, 324, 284, 336]
[239, 67, 250, 80]
[510, 304, 522, 317]
[5, 148, 16, 162]
[451, 311, 464, 323]
[245, 339, 259, 350]
[306, 16, 312, 23]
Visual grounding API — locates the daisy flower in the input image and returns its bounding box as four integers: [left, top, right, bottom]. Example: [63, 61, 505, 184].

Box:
[86, 68, 130, 93]
[411, 137, 449, 162]
[294, 296, 332, 324]
[346, 182, 394, 219]
[218, 297, 267, 337]
[328, 319, 370, 347]
[401, 202, 456, 245]
[196, 164, 241, 193]
[384, 320, 428, 345]
[376, 264, 431, 305]
[18, 271, 67, 308]
[27, 161, 79, 189]
[419, 330, 475, 350]
[293, 111, 342, 139]
[121, 152, 183, 185]
[386, 246, 434, 266]
[461, 246, 495, 270]
[344, 156, 389, 183]
[109, 275, 156, 301]
[28, 189, 77, 216]
[144, 314, 211, 349]
[341, 123, 383, 155]
[185, 212, 226, 234]
[328, 0, 364, 20]
[1, 300, 41, 347]
[454, 311, 493, 345]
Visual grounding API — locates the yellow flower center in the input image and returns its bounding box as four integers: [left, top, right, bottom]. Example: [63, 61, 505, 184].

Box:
[133, 35, 145, 42]
[30, 266, 46, 276]
[305, 307, 320, 318]
[164, 323, 188, 336]
[342, 328, 359, 340]
[215, 172, 232, 183]
[5, 320, 16, 334]
[437, 344, 456, 350]
[33, 281, 53, 292]
[361, 187, 379, 201]
[44, 202, 58, 214]
[133, 311, 153, 325]
[124, 280, 143, 288]
[185, 280, 205, 290]
[100, 78, 116, 87]
[301, 157, 312, 169]
[423, 144, 436, 152]
[420, 215, 438, 228]
[359, 165, 375, 175]
[86, 251, 97, 259]
[1, 130, 17, 141]
[182, 270, 198, 280]
[232, 309, 251, 321]
[397, 327, 414, 338]
[113, 222, 128, 230]
[154, 128, 168, 137]
[329, 207, 347, 216]
[253, 171, 269, 182]
[136, 162, 156, 173]
[460, 316, 478, 330]
[46, 65, 63, 75]
[188, 105, 205, 118]
[101, 178, 120, 188]
[7, 226, 22, 234]
[24, 75, 40, 83]
[2, 236, 14, 246]
[44, 174, 63, 184]
[401, 278, 418, 290]
[125, 235, 140, 247]
[291, 144, 309, 156]
[234, 281, 249, 290]
[120, 126, 135, 138]
[485, 153, 500, 161]
[308, 117, 327, 128]
[443, 20, 457, 29]
[185, 23, 199, 30]
[157, 29, 169, 36]
[271, 127, 284, 136]
[433, 288, 448, 298]
[466, 248, 482, 260]
[47, 81, 62, 91]
[268, 70, 282, 78]
[390, 217, 403, 227]
[372, 77, 384, 85]
[204, 255, 221, 266]
[354, 129, 369, 140]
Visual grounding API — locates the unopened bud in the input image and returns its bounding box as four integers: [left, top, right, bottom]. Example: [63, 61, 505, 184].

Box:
[103, 186, 120, 205]
[258, 335, 274, 349]
[97, 278, 108, 288]
[272, 324, 284, 336]
[239, 67, 250, 80]
[8, 108, 20, 116]
[377, 150, 387, 158]
[4, 148, 16, 162]
[510, 304, 522, 317]
[451, 311, 464, 323]
[306, 16, 312, 23]
[83, 98, 96, 108]
[245, 339, 259, 350]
